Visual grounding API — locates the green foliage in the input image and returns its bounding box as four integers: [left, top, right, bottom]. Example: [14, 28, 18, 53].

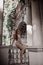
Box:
[6, 7, 16, 32]
[2, 0, 20, 45]
[6, 15, 12, 32]
[3, 35, 6, 45]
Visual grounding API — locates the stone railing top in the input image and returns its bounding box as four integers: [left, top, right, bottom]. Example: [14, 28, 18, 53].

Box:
[0, 46, 43, 52]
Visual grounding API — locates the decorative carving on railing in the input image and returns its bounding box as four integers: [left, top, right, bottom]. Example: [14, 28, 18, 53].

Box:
[8, 47, 43, 65]
[8, 47, 29, 65]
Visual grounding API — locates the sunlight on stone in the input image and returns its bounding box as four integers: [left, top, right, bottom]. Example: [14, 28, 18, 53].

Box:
[0, 0, 3, 11]
[27, 25, 32, 46]
[27, 25, 32, 34]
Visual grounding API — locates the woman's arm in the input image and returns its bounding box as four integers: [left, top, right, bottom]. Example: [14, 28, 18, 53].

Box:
[12, 39, 14, 45]
[11, 34, 15, 46]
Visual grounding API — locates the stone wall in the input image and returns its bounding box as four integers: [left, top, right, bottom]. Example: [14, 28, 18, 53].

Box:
[31, 0, 42, 47]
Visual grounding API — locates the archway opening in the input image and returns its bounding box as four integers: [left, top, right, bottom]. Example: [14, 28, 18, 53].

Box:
[17, 21, 27, 44]
[18, 21, 27, 38]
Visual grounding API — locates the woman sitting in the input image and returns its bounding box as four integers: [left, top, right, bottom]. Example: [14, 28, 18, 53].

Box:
[12, 29, 26, 55]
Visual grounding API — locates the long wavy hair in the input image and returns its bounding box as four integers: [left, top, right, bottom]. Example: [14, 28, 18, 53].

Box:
[13, 29, 18, 41]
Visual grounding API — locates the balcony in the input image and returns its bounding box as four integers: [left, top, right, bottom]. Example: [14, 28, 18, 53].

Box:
[8, 46, 43, 65]
[0, 46, 43, 65]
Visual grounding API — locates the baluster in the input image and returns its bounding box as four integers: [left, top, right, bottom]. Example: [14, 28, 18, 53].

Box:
[24, 49, 26, 63]
[28, 49, 30, 65]
[8, 48, 12, 65]
[12, 47, 14, 64]
[20, 51, 23, 63]
[16, 48, 18, 63]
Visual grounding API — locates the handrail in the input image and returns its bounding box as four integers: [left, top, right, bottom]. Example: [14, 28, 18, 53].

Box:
[0, 46, 43, 52]
[9, 46, 43, 52]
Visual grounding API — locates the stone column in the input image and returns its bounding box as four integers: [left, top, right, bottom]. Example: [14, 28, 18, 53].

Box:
[24, 0, 32, 25]
[31, 0, 42, 47]
[0, 11, 3, 45]
[39, 0, 43, 47]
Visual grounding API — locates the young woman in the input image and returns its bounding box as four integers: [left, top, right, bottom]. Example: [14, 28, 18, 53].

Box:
[12, 29, 26, 55]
